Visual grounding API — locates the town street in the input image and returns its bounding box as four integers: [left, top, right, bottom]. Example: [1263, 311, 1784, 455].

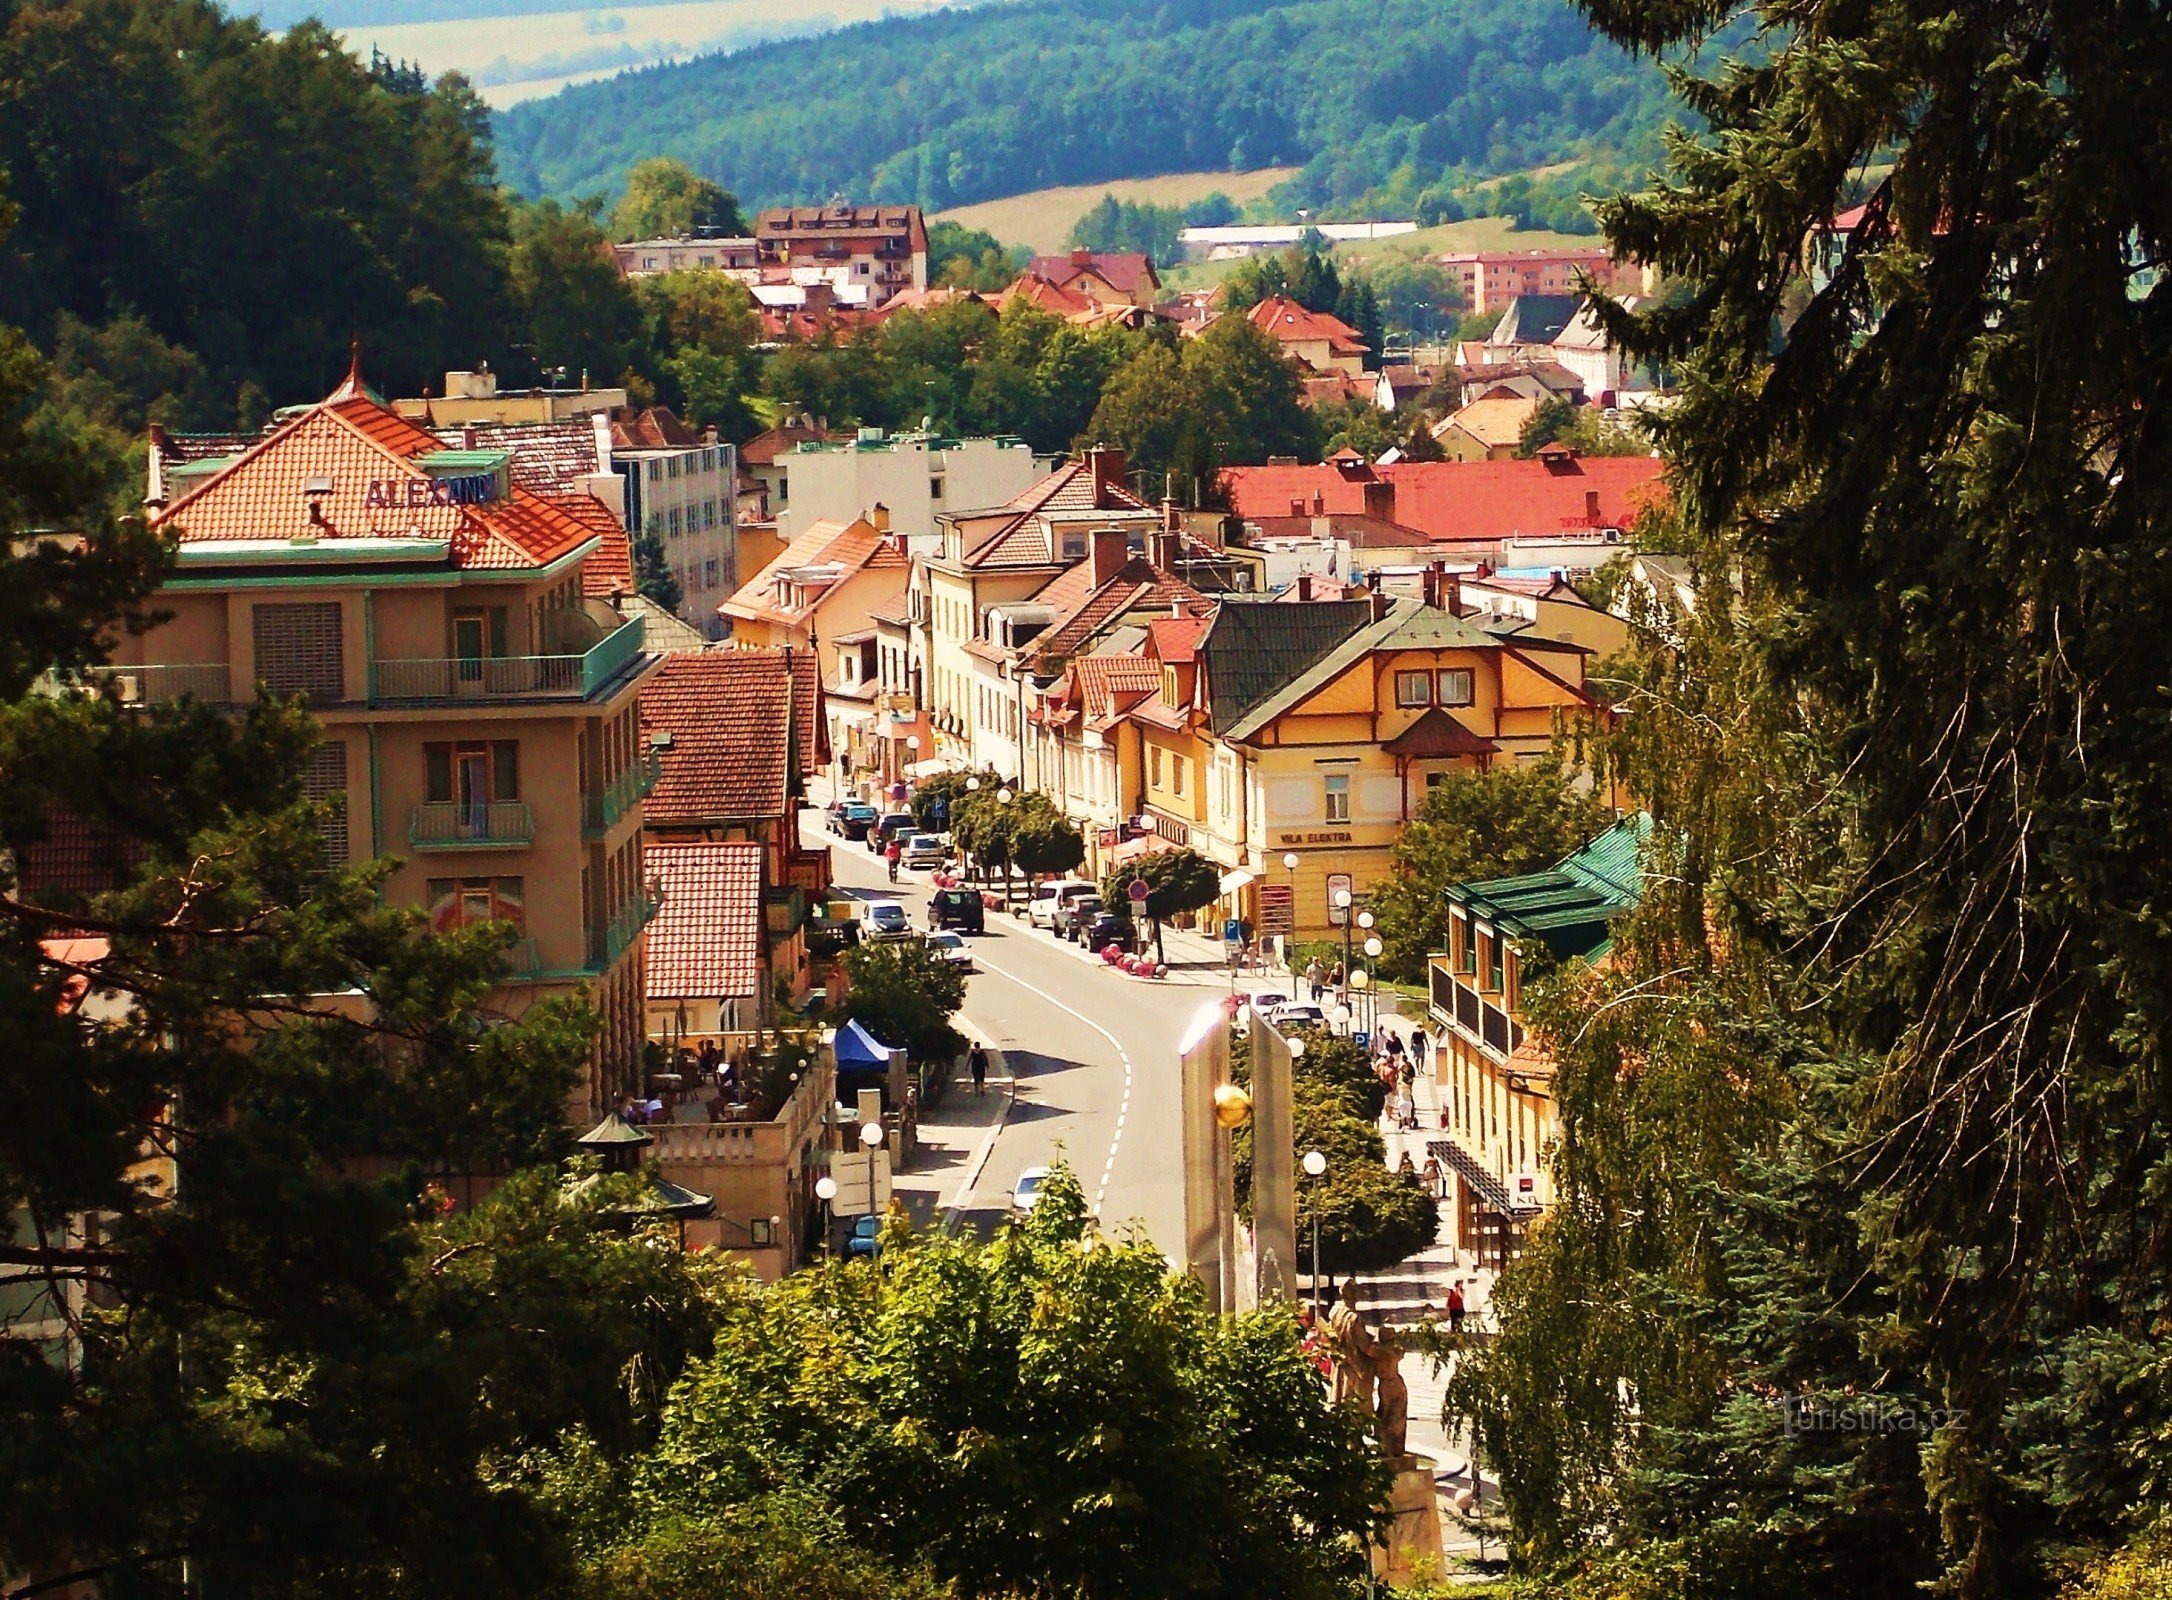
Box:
[809, 805, 1224, 1253]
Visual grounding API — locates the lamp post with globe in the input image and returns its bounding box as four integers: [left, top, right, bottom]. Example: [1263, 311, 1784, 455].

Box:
[1282, 850, 1301, 981]
[1363, 933, 1385, 1034]
[1301, 1144, 1327, 1312]
[1333, 887, 1355, 1018]
[814, 1174, 838, 1256]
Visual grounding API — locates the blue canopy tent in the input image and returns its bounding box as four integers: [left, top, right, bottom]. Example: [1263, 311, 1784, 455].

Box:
[834, 1018, 903, 1109]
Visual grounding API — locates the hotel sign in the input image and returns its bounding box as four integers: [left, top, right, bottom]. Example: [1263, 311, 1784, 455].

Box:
[365, 473, 499, 509]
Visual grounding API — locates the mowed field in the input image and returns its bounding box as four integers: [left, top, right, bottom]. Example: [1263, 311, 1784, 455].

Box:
[342, 0, 965, 106]
[937, 169, 1300, 253]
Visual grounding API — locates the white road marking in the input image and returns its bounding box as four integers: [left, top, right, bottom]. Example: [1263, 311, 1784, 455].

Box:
[969, 946, 1135, 1218]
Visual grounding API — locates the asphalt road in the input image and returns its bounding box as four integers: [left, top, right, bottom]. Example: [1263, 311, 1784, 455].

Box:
[810, 808, 1218, 1254]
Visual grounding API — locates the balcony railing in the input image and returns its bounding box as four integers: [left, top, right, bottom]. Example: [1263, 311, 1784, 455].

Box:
[409, 799, 534, 850]
[86, 663, 232, 706]
[371, 616, 646, 704]
[1429, 962, 1522, 1058]
[582, 748, 663, 836]
[589, 892, 660, 969]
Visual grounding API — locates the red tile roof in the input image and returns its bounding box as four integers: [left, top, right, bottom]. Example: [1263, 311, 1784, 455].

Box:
[999, 273, 1097, 316]
[1219, 455, 1665, 544]
[1246, 296, 1369, 358]
[957, 457, 1154, 570]
[640, 650, 822, 824]
[1146, 613, 1209, 664]
[555, 494, 634, 598]
[1029, 250, 1159, 296]
[1072, 653, 1162, 731]
[644, 841, 764, 1000]
[153, 390, 602, 573]
[431, 418, 602, 494]
[722, 516, 906, 628]
[1035, 560, 1203, 660]
[611, 406, 699, 450]
[739, 420, 847, 466]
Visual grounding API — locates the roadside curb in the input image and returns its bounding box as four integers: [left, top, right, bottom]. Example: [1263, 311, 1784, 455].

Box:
[942, 1022, 1015, 1232]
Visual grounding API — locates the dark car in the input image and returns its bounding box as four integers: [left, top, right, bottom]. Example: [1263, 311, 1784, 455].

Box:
[929, 886, 985, 934]
[828, 800, 878, 840]
[1081, 911, 1128, 952]
[1052, 892, 1104, 942]
[870, 812, 917, 852]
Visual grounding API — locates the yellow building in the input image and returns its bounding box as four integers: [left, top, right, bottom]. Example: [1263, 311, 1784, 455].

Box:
[128, 365, 661, 1120]
[1201, 595, 1604, 940]
[1424, 818, 1645, 1262]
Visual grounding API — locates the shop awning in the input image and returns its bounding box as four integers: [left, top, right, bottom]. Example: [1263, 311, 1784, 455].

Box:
[905, 758, 949, 779]
[1218, 867, 1257, 894]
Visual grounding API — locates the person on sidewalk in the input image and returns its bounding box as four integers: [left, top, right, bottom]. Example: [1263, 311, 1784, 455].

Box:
[1423, 1153, 1445, 1200]
[1305, 958, 1325, 1004]
[969, 1044, 989, 1096]
[1410, 1028, 1430, 1074]
[1447, 1280, 1467, 1334]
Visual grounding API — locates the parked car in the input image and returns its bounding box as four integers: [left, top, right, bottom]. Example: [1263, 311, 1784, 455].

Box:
[861, 900, 913, 941]
[1009, 1166, 1050, 1220]
[1027, 879, 1098, 930]
[1259, 1002, 1328, 1033]
[929, 887, 985, 934]
[925, 930, 975, 973]
[901, 832, 949, 870]
[869, 812, 918, 852]
[844, 1215, 882, 1258]
[1080, 911, 1128, 952]
[1052, 892, 1104, 942]
[828, 800, 878, 840]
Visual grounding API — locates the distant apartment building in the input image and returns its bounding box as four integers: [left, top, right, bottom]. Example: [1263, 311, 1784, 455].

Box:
[1177, 221, 1418, 262]
[394, 366, 626, 425]
[612, 408, 737, 638]
[614, 232, 763, 278]
[755, 205, 928, 309]
[134, 363, 663, 1121]
[777, 429, 1044, 547]
[1440, 248, 1617, 316]
[1242, 296, 1370, 376]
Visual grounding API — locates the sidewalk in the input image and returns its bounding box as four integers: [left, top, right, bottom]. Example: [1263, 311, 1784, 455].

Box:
[890, 1032, 1014, 1234]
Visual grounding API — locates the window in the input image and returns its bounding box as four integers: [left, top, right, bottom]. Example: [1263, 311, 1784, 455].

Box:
[1488, 930, 1505, 993]
[775, 474, 788, 504]
[1455, 916, 1477, 975]
[253, 602, 344, 701]
[667, 457, 681, 480]
[1061, 532, 1088, 560]
[930, 476, 945, 500]
[703, 499, 718, 528]
[427, 876, 524, 933]
[1172, 756, 1186, 797]
[424, 740, 521, 804]
[647, 461, 662, 482]
[704, 558, 720, 588]
[1151, 746, 1164, 786]
[1395, 670, 1433, 707]
[1438, 668, 1475, 706]
[668, 508, 682, 538]
[1323, 773, 1351, 822]
[1426, 769, 1450, 790]
[697, 254, 715, 268]
[303, 742, 349, 865]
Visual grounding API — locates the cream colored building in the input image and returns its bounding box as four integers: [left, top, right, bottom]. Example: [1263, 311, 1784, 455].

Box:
[134, 369, 661, 1120]
[777, 430, 1042, 547]
[394, 366, 626, 426]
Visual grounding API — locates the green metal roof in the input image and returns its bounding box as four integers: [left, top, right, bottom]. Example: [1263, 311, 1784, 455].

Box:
[1443, 815, 1649, 961]
[416, 449, 510, 472]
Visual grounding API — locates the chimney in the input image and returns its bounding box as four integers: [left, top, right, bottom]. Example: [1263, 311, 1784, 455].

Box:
[1071, 247, 1093, 266]
[591, 409, 614, 472]
[1087, 445, 1128, 502]
[146, 422, 167, 505]
[1585, 489, 1602, 524]
[870, 502, 891, 534]
[462, 424, 478, 449]
[1361, 479, 1395, 524]
[1421, 563, 1440, 610]
[1311, 491, 1325, 515]
[1089, 526, 1128, 587]
[1442, 565, 1462, 617]
[1297, 572, 1313, 602]
[1149, 526, 1176, 571]
[1370, 587, 1391, 622]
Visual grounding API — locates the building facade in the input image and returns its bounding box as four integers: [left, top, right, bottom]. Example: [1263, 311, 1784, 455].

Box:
[1439, 248, 1618, 316]
[754, 205, 928, 309]
[776, 430, 1042, 546]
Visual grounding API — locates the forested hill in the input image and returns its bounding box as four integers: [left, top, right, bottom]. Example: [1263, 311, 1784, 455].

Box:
[493, 0, 1678, 214]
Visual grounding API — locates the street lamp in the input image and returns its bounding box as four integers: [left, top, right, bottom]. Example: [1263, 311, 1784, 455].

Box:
[966, 776, 981, 792]
[1363, 934, 1384, 1034]
[1281, 851, 1301, 983]
[1301, 1148, 1327, 1312]
[1333, 887, 1355, 1018]
[815, 1174, 838, 1254]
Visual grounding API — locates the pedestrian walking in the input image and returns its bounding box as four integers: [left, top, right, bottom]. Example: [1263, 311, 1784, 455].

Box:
[1423, 1154, 1444, 1200]
[1305, 958, 1325, 1004]
[969, 1044, 989, 1096]
[1410, 1028, 1429, 1073]
[1447, 1280, 1467, 1334]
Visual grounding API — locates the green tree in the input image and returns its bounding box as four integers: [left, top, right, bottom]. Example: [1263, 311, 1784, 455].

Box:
[834, 938, 968, 1065]
[1516, 396, 1578, 456]
[908, 767, 1000, 831]
[1008, 794, 1086, 879]
[1101, 847, 1220, 964]
[928, 219, 1026, 290]
[610, 157, 747, 241]
[536, 1163, 1387, 1600]
[1366, 757, 1610, 983]
[508, 197, 647, 390]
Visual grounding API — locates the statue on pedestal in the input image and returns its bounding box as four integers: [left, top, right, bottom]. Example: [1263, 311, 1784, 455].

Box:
[1374, 1326, 1411, 1467]
[1325, 1279, 1379, 1410]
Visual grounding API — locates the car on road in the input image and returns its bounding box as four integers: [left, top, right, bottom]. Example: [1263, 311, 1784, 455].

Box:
[1258, 1002, 1328, 1034]
[1027, 879, 1098, 929]
[827, 800, 879, 839]
[844, 1215, 882, 1258]
[926, 930, 975, 972]
[861, 900, 913, 941]
[1009, 1166, 1050, 1220]
[1080, 911, 1128, 952]
[901, 832, 950, 870]
[1051, 892, 1103, 942]
[928, 887, 985, 934]
[869, 812, 917, 852]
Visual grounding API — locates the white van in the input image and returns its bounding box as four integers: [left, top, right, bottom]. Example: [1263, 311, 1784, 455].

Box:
[1027, 879, 1099, 930]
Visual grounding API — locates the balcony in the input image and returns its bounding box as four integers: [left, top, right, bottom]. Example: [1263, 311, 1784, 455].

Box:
[409, 799, 535, 851]
[85, 663, 233, 706]
[371, 614, 646, 705]
[1428, 960, 1524, 1059]
[582, 748, 663, 836]
[589, 892, 660, 969]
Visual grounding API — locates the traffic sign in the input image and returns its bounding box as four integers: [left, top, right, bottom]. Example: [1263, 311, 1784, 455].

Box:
[1128, 878, 1149, 904]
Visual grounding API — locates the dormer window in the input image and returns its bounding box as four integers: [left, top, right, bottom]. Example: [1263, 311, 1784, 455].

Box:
[1061, 532, 1087, 560]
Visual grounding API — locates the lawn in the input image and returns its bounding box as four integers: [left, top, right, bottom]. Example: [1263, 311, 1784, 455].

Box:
[936, 168, 1301, 254]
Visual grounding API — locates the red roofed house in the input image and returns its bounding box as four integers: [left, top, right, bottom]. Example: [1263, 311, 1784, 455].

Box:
[129, 355, 665, 1120]
[1243, 296, 1370, 376]
[1022, 248, 1164, 308]
[1218, 452, 1665, 570]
